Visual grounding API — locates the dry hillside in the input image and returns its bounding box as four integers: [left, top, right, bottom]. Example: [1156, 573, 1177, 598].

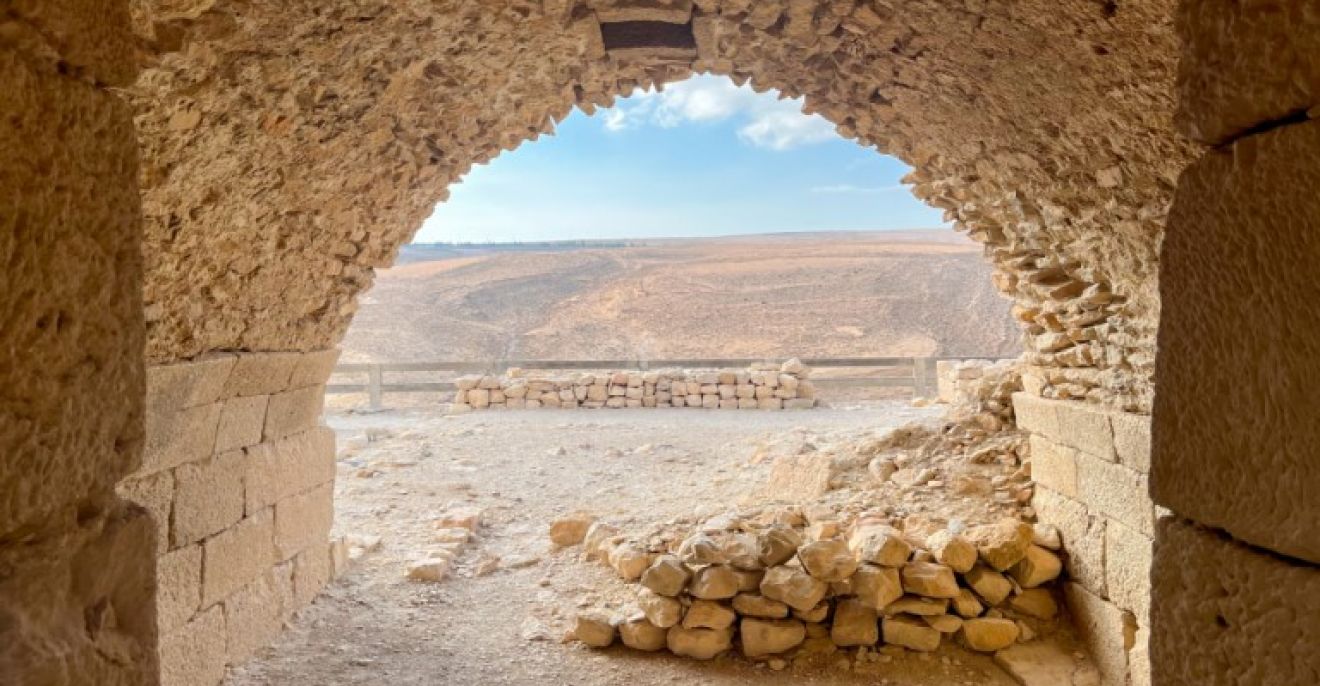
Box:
[340, 231, 1020, 363]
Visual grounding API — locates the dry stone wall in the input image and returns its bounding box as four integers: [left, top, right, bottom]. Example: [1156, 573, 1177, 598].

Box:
[452, 360, 816, 412]
[127, 0, 1193, 412]
[115, 350, 348, 686]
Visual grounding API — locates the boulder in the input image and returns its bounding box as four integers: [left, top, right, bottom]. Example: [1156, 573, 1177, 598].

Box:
[951, 588, 986, 619]
[1008, 588, 1059, 620]
[758, 526, 802, 567]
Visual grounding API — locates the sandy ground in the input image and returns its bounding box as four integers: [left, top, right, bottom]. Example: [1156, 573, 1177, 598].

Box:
[224, 403, 1035, 686]
[341, 231, 1020, 363]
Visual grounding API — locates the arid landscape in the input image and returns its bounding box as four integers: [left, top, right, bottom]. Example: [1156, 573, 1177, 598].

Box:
[340, 230, 1020, 363]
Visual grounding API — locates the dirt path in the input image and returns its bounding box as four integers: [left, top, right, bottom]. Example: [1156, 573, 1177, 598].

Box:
[225, 403, 1029, 686]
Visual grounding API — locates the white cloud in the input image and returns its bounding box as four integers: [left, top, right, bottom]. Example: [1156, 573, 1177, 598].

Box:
[809, 184, 907, 194]
[601, 75, 839, 151]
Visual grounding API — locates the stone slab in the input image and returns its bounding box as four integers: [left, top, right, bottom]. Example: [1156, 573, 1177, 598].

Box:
[1152, 518, 1320, 686]
[1176, 0, 1320, 145]
[1154, 117, 1320, 564]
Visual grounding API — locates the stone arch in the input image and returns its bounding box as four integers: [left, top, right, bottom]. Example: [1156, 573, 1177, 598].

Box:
[13, 1, 1320, 685]
[130, 0, 1191, 410]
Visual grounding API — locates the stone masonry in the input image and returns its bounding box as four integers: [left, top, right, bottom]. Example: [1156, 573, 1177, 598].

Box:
[452, 360, 816, 412]
[1014, 393, 1153, 686]
[116, 350, 349, 686]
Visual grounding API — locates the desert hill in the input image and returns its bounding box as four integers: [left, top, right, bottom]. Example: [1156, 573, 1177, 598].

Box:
[339, 230, 1021, 363]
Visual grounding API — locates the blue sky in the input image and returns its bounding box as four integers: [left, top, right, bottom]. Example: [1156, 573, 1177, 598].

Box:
[413, 74, 946, 244]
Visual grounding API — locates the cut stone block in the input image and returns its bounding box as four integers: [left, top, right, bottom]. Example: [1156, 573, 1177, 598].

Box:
[1152, 518, 1320, 686]
[1154, 117, 1320, 564]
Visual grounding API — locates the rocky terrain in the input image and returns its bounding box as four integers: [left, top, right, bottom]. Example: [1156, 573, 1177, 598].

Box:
[339, 231, 1020, 363]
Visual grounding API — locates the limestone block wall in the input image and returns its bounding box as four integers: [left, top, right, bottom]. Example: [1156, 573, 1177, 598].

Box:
[1147, 2, 1320, 683]
[0, 2, 157, 683]
[1014, 393, 1153, 686]
[117, 350, 346, 686]
[452, 363, 816, 412]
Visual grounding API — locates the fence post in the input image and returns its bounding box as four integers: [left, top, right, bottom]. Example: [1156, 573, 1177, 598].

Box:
[368, 364, 383, 411]
[914, 357, 937, 398]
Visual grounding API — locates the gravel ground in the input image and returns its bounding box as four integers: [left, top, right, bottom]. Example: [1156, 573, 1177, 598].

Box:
[223, 403, 1043, 686]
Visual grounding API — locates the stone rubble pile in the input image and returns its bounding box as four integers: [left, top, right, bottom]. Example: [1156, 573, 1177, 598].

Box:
[562, 507, 1066, 665]
[405, 506, 483, 583]
[450, 359, 817, 413]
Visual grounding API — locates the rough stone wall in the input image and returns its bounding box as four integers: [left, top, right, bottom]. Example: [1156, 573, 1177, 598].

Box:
[0, 3, 158, 683]
[127, 0, 1193, 412]
[116, 351, 346, 686]
[1149, 2, 1320, 684]
[1015, 394, 1153, 686]
[452, 364, 817, 412]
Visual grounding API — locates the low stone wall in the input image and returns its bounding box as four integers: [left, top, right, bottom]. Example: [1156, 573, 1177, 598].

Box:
[1013, 393, 1153, 686]
[452, 360, 817, 412]
[116, 350, 347, 686]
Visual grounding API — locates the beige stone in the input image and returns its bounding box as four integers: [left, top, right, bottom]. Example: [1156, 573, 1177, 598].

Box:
[275, 482, 334, 560]
[574, 612, 617, 647]
[1010, 545, 1063, 588]
[640, 555, 691, 596]
[848, 524, 911, 567]
[202, 509, 276, 606]
[1033, 487, 1107, 595]
[882, 615, 941, 652]
[224, 570, 288, 663]
[215, 394, 270, 453]
[883, 596, 949, 617]
[667, 626, 733, 660]
[964, 565, 1013, 606]
[1028, 435, 1079, 498]
[926, 530, 977, 573]
[638, 588, 683, 628]
[732, 593, 789, 619]
[224, 353, 299, 397]
[116, 470, 175, 552]
[831, 598, 879, 646]
[758, 526, 801, 567]
[797, 539, 858, 582]
[608, 543, 653, 581]
[951, 589, 985, 619]
[1066, 582, 1136, 686]
[156, 544, 203, 636]
[901, 561, 961, 599]
[1076, 450, 1154, 537]
[173, 449, 246, 547]
[852, 563, 904, 611]
[1009, 588, 1058, 620]
[159, 605, 227, 686]
[760, 565, 828, 613]
[549, 512, 595, 547]
[407, 556, 452, 582]
[689, 564, 739, 600]
[1154, 117, 1320, 563]
[968, 518, 1034, 571]
[924, 614, 963, 634]
[682, 600, 736, 630]
[1105, 519, 1153, 623]
[141, 402, 223, 475]
[245, 427, 336, 514]
[619, 616, 667, 652]
[962, 618, 1020, 652]
[739, 618, 806, 657]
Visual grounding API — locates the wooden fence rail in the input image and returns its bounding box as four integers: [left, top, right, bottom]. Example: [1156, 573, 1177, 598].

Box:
[327, 356, 1012, 410]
